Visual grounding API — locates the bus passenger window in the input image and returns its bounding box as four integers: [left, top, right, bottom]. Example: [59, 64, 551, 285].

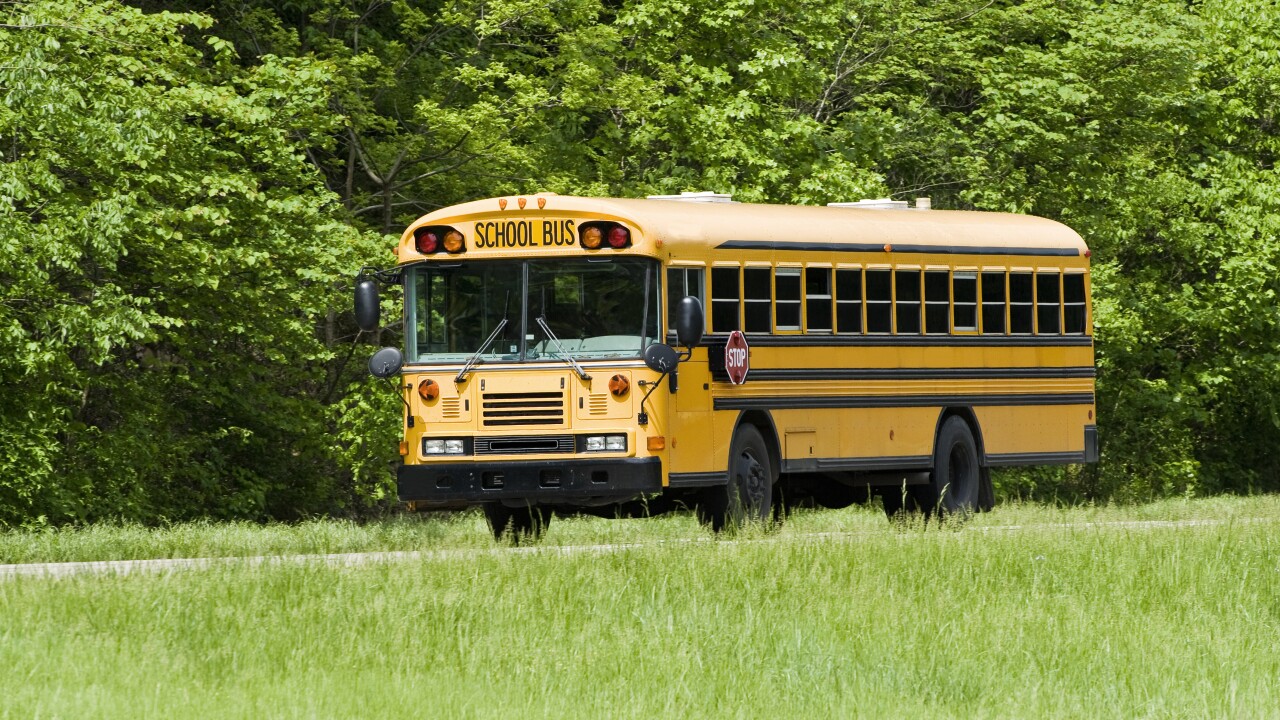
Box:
[835, 269, 861, 333]
[1009, 272, 1033, 334]
[775, 268, 801, 331]
[1036, 272, 1061, 334]
[807, 268, 833, 332]
[895, 270, 922, 334]
[925, 271, 950, 334]
[866, 269, 891, 333]
[953, 272, 977, 332]
[1064, 273, 1087, 334]
[711, 267, 740, 332]
[744, 267, 772, 333]
[981, 271, 1006, 334]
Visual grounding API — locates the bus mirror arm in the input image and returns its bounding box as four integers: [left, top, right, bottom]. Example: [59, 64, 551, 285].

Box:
[639, 343, 683, 425]
[636, 369, 677, 425]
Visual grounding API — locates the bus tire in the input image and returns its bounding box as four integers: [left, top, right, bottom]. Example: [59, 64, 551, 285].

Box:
[483, 502, 551, 544]
[923, 416, 981, 520]
[701, 425, 773, 532]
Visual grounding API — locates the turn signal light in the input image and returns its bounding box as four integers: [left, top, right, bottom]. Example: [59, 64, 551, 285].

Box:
[418, 379, 439, 401]
[608, 374, 629, 396]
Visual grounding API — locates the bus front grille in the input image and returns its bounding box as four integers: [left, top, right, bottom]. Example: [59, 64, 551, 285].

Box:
[481, 391, 565, 427]
[474, 435, 575, 456]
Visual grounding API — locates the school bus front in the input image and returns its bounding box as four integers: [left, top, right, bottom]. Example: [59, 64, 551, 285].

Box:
[389, 198, 676, 510]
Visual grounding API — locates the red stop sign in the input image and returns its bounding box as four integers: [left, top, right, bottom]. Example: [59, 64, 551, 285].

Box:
[724, 331, 750, 385]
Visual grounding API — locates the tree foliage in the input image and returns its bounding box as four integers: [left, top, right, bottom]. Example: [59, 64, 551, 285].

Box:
[0, 0, 385, 524]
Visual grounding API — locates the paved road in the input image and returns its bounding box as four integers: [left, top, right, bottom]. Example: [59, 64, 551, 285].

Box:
[1, 516, 1270, 581]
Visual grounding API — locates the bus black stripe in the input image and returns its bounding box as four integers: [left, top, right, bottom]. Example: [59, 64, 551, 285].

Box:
[713, 392, 1094, 411]
[667, 472, 728, 488]
[747, 367, 1095, 381]
[985, 451, 1088, 466]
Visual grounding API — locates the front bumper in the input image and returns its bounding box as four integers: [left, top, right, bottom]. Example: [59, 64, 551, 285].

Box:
[398, 457, 663, 508]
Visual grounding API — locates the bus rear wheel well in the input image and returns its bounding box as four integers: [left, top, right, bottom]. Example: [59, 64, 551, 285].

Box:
[733, 410, 781, 481]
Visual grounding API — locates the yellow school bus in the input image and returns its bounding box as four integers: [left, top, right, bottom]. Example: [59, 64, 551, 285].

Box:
[355, 193, 1096, 540]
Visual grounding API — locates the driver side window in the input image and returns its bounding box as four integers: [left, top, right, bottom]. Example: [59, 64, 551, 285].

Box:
[667, 267, 705, 335]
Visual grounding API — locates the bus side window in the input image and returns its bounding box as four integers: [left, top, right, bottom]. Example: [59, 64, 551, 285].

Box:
[1036, 272, 1061, 334]
[866, 269, 891, 333]
[834, 268, 860, 333]
[981, 271, 1006, 334]
[925, 270, 950, 334]
[953, 272, 977, 332]
[1064, 273, 1087, 334]
[1009, 272, 1033, 334]
[775, 268, 801, 331]
[744, 267, 772, 333]
[711, 267, 741, 332]
[667, 268, 705, 333]
[895, 269, 922, 334]
[806, 267, 833, 333]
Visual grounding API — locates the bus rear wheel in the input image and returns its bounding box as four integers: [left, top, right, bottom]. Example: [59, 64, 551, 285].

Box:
[700, 425, 773, 532]
[483, 502, 551, 544]
[920, 416, 981, 520]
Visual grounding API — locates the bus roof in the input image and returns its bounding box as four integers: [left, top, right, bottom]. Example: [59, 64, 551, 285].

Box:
[408, 194, 1089, 256]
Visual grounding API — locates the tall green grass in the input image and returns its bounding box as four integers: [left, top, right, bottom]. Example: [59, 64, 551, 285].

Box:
[4, 494, 1279, 565]
[2, 499, 1278, 717]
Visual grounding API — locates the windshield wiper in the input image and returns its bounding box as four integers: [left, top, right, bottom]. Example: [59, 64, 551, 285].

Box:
[455, 292, 510, 383]
[454, 318, 507, 383]
[535, 315, 591, 381]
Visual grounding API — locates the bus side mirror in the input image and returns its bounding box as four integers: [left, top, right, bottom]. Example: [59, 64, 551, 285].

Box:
[674, 296, 704, 349]
[643, 343, 680, 373]
[355, 276, 380, 333]
[368, 346, 403, 378]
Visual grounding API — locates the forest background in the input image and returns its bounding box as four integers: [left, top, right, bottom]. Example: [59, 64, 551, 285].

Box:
[2, 0, 1278, 526]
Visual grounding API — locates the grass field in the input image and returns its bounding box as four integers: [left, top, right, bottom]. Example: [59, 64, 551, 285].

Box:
[2, 497, 1279, 717]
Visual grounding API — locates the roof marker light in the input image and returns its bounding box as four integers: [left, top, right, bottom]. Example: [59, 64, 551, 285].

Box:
[518, 197, 527, 209]
[537, 197, 546, 209]
[499, 198, 507, 210]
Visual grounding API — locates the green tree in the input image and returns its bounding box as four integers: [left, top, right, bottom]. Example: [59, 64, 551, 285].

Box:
[0, 0, 382, 524]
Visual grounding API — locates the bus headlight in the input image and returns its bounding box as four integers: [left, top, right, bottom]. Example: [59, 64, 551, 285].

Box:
[424, 438, 468, 455]
[581, 435, 627, 452]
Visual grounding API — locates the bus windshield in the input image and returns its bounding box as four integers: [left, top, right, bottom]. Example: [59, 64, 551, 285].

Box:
[406, 258, 661, 364]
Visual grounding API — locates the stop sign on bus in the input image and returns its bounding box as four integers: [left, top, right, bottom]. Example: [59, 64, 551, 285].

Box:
[725, 331, 749, 385]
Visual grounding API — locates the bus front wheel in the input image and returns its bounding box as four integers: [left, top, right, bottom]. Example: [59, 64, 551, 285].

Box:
[699, 425, 774, 532]
[483, 502, 551, 544]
